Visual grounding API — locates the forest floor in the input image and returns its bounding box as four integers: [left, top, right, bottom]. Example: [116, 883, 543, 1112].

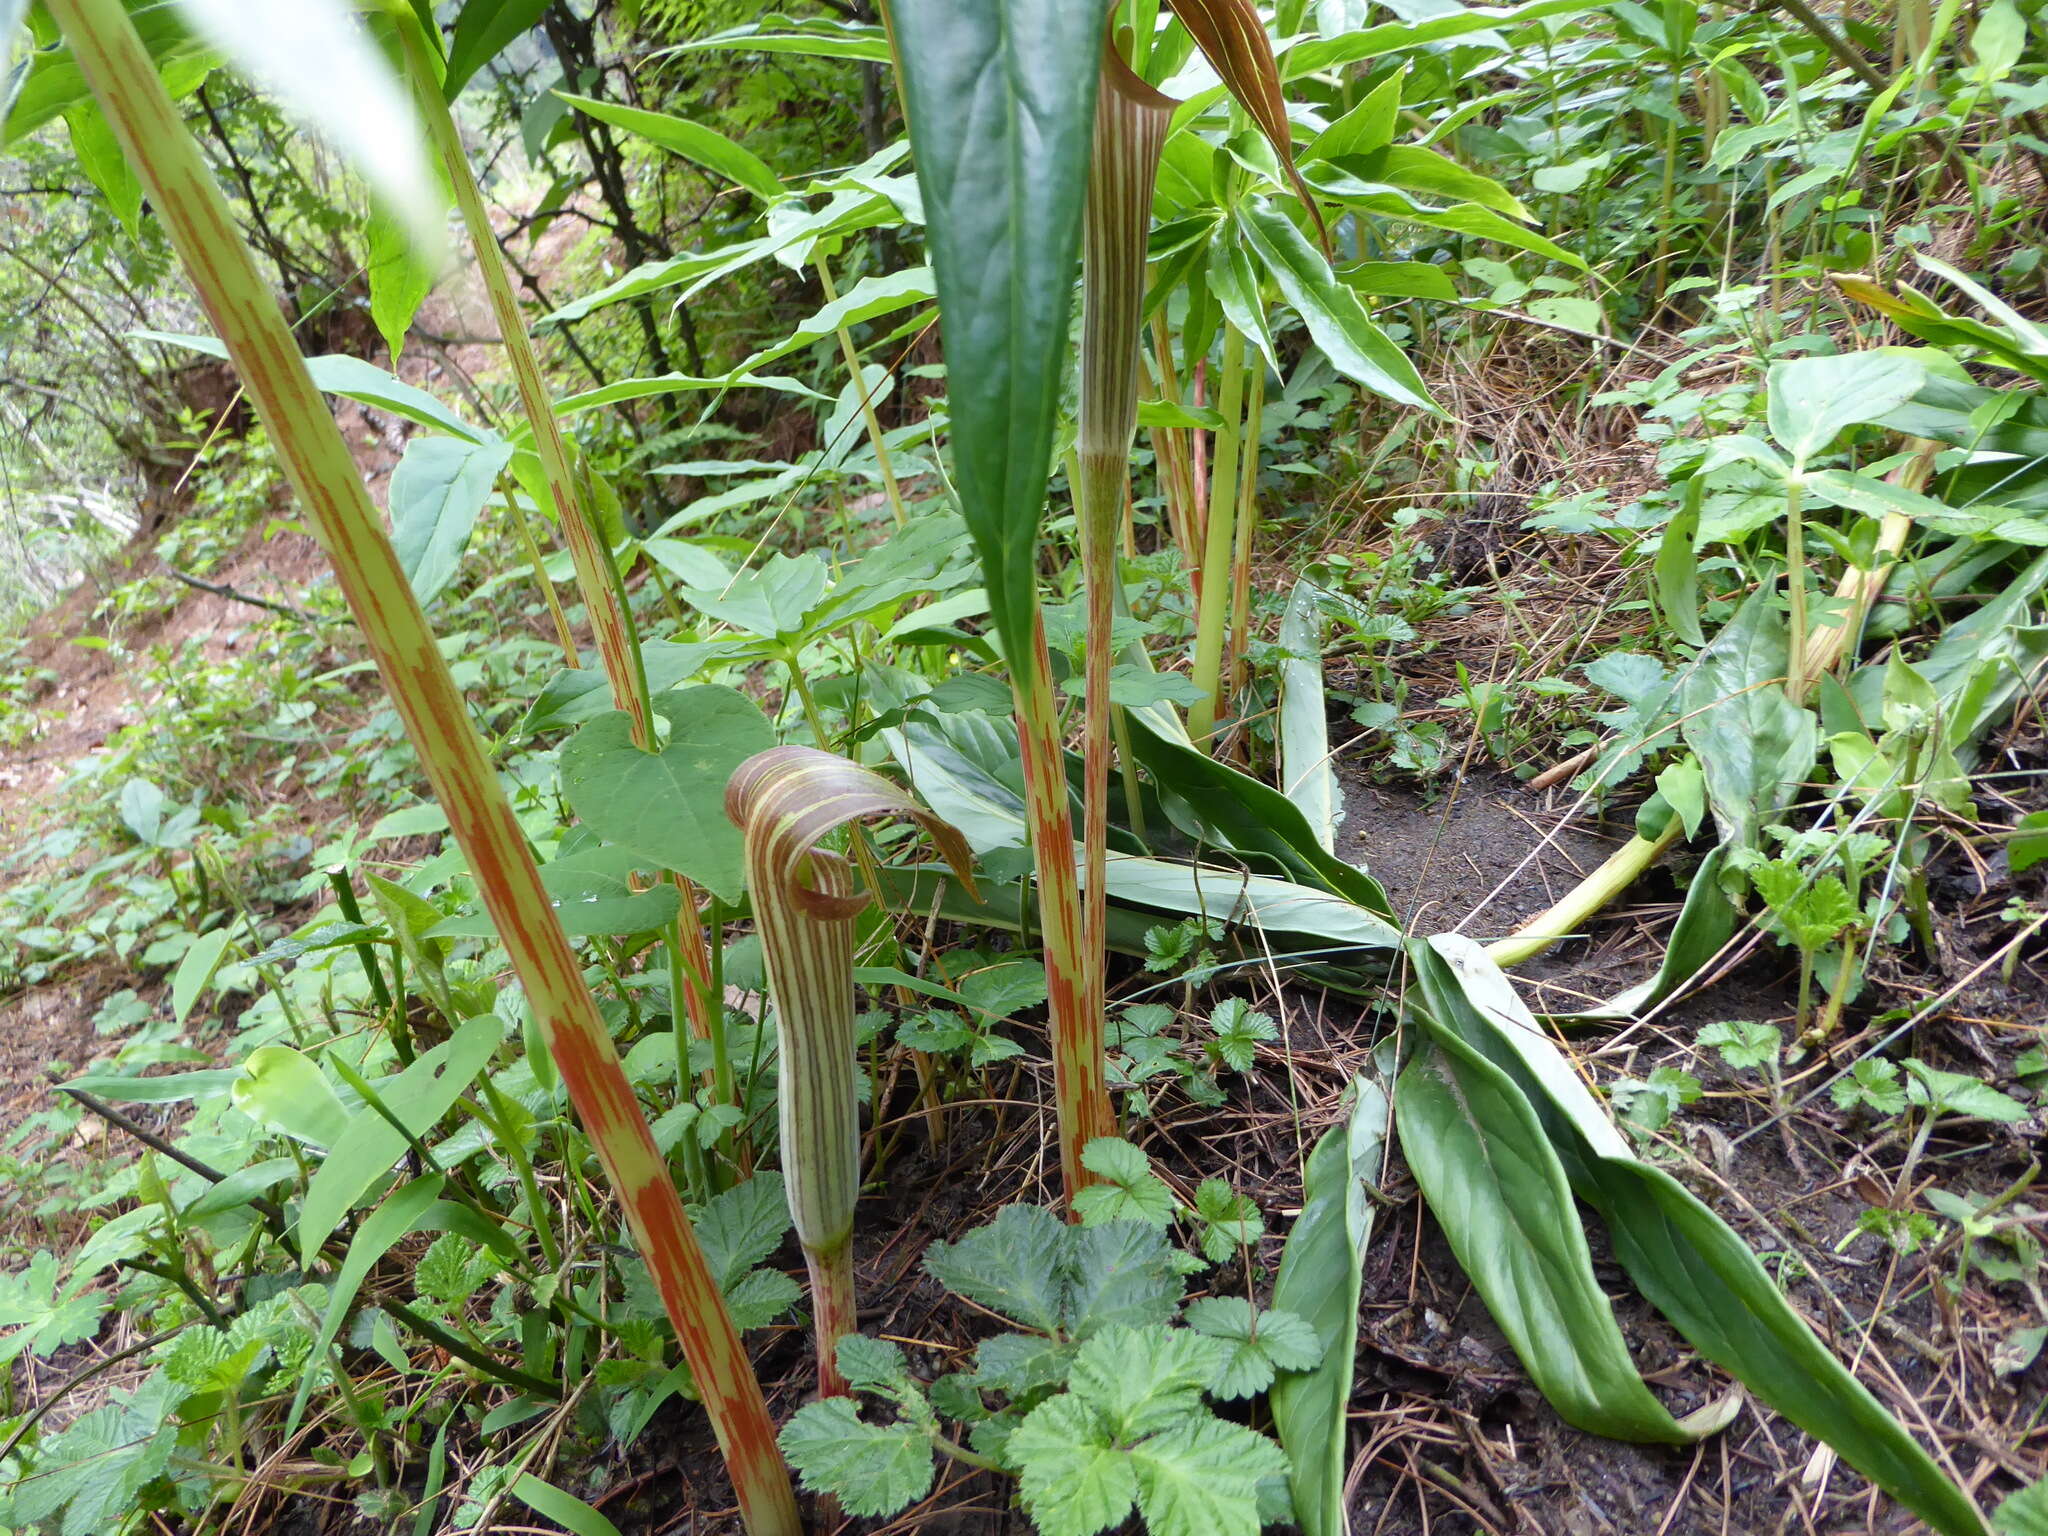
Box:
[3, 334, 2045, 1534]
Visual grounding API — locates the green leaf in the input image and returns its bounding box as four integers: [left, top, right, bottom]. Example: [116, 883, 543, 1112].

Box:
[170, 927, 231, 1027]
[555, 91, 782, 203]
[510, 1474, 624, 1536]
[779, 1397, 936, 1518]
[1009, 1394, 1139, 1536]
[1995, 1477, 2048, 1534]
[976, 1331, 1074, 1395]
[1409, 935, 1986, 1536]
[679, 552, 829, 638]
[558, 686, 775, 904]
[1765, 352, 1926, 467]
[1396, 1030, 1700, 1442]
[64, 98, 141, 237]
[1276, 580, 1340, 851]
[300, 1016, 504, 1265]
[389, 435, 514, 606]
[2012, 810, 2048, 875]
[1190, 1178, 1266, 1263]
[1184, 1298, 1322, 1398]
[1073, 1138, 1177, 1228]
[1655, 480, 1705, 649]
[1302, 70, 1401, 164]
[286, 1173, 446, 1438]
[836, 1333, 913, 1391]
[888, 0, 1106, 681]
[430, 846, 682, 940]
[1062, 1220, 1185, 1338]
[231, 1045, 351, 1148]
[733, 265, 935, 373]
[1129, 1415, 1290, 1536]
[1677, 588, 1817, 856]
[923, 1203, 1067, 1334]
[1281, 0, 1595, 77]
[366, 203, 434, 360]
[1903, 1060, 2031, 1123]
[1833, 1059, 1908, 1116]
[3, 1374, 180, 1536]
[1238, 198, 1437, 413]
[1269, 1074, 1389, 1536]
[444, 0, 551, 98]
[1068, 1324, 1225, 1437]
[1697, 1020, 1781, 1072]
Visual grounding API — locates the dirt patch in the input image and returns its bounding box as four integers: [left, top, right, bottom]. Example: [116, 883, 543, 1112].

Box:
[1340, 763, 1628, 940]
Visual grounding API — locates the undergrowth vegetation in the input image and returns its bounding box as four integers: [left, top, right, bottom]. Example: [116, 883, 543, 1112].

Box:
[2, 1, 2047, 1534]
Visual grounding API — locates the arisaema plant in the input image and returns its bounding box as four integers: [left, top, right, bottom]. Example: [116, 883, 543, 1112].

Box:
[885, 5, 1991, 1533]
[36, 2, 800, 1531]
[726, 745, 974, 1397]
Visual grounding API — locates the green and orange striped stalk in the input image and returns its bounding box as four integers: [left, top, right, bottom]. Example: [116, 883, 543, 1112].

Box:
[44, 4, 798, 1529]
[885, 0, 1117, 1206]
[1076, 44, 1170, 1057]
[726, 747, 974, 1395]
[390, 14, 726, 1071]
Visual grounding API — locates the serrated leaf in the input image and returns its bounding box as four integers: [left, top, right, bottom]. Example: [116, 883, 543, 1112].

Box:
[1074, 1138, 1177, 1228]
[1184, 1298, 1322, 1398]
[1129, 1416, 1291, 1536]
[837, 1334, 912, 1391]
[924, 1203, 1067, 1334]
[1063, 1220, 1184, 1338]
[689, 1173, 793, 1292]
[1067, 1324, 1226, 1438]
[976, 1331, 1074, 1396]
[779, 1398, 935, 1518]
[1009, 1394, 1139, 1536]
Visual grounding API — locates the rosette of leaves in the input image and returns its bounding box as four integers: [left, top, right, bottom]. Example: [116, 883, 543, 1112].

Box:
[778, 1200, 1320, 1536]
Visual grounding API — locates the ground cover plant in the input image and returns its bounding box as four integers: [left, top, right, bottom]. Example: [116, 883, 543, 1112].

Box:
[1, 1, 2046, 1534]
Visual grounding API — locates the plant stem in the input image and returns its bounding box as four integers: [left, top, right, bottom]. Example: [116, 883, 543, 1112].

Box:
[1013, 617, 1113, 1200]
[1486, 815, 1686, 968]
[48, 7, 798, 1528]
[816, 258, 909, 528]
[1188, 325, 1247, 747]
[1784, 473, 1810, 705]
[806, 1244, 858, 1398]
[1225, 356, 1265, 709]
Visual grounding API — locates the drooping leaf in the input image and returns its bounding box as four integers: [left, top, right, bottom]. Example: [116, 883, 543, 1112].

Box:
[555, 91, 783, 203]
[170, 927, 231, 1026]
[1677, 589, 1818, 856]
[1397, 1016, 1706, 1442]
[1408, 936, 1987, 1536]
[230, 1045, 351, 1149]
[1164, 0, 1327, 248]
[887, 0, 1107, 681]
[1237, 197, 1437, 412]
[388, 435, 514, 606]
[365, 203, 435, 360]
[444, 0, 551, 98]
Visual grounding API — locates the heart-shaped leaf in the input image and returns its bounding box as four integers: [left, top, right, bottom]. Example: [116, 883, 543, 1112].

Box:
[559, 687, 774, 903]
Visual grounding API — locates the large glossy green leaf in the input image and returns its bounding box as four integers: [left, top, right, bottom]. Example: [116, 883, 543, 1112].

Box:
[1398, 1014, 1709, 1443]
[674, 15, 891, 62]
[1123, 700, 1395, 917]
[558, 687, 776, 904]
[555, 91, 783, 203]
[389, 435, 513, 606]
[427, 845, 684, 940]
[1676, 589, 1817, 856]
[1407, 936, 1987, 1536]
[1237, 198, 1437, 413]
[1270, 1073, 1389, 1536]
[888, 0, 1107, 677]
